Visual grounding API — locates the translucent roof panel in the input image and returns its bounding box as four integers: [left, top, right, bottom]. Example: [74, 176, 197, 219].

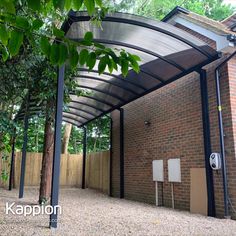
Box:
[16, 11, 219, 126]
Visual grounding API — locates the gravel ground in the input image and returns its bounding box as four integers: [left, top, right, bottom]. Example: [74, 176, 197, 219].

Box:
[0, 187, 236, 236]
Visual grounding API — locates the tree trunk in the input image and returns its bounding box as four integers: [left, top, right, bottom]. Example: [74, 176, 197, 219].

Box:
[39, 101, 54, 204]
[61, 124, 72, 154]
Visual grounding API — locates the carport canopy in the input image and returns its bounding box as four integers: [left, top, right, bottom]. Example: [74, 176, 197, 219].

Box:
[16, 11, 219, 126]
[14, 11, 220, 229]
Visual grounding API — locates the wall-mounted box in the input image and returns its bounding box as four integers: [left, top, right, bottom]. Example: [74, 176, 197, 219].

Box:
[152, 160, 164, 182]
[168, 158, 181, 182]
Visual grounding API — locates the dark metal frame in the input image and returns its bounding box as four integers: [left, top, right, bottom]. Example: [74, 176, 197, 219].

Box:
[19, 95, 30, 198]
[63, 111, 90, 121]
[72, 38, 185, 72]
[81, 95, 115, 107]
[78, 68, 147, 90]
[68, 12, 213, 59]
[199, 69, 215, 217]
[62, 118, 81, 127]
[76, 85, 127, 103]
[75, 74, 139, 95]
[15, 11, 219, 128]
[50, 65, 65, 228]
[72, 56, 219, 129]
[109, 117, 113, 197]
[119, 108, 124, 199]
[69, 100, 106, 113]
[9, 128, 16, 191]
[13, 11, 221, 229]
[82, 126, 87, 189]
[68, 105, 99, 117]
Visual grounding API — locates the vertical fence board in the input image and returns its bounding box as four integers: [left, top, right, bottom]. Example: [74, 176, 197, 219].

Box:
[0, 151, 110, 194]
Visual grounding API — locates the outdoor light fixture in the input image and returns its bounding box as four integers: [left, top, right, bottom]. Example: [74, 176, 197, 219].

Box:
[144, 120, 151, 126]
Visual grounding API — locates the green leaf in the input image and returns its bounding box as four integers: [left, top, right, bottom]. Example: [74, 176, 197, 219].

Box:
[69, 47, 79, 69]
[58, 44, 68, 66]
[79, 49, 89, 65]
[40, 36, 51, 57]
[0, 0, 15, 14]
[84, 0, 95, 15]
[129, 54, 141, 62]
[0, 45, 9, 62]
[8, 30, 24, 57]
[98, 56, 108, 74]
[0, 24, 9, 46]
[53, 0, 65, 11]
[107, 57, 113, 74]
[108, 50, 119, 64]
[121, 59, 129, 77]
[84, 32, 93, 42]
[112, 59, 118, 71]
[53, 27, 65, 38]
[64, 0, 72, 10]
[130, 59, 139, 73]
[32, 19, 44, 30]
[50, 44, 59, 65]
[72, 0, 83, 10]
[27, 0, 41, 11]
[16, 16, 30, 30]
[86, 52, 97, 70]
[95, 0, 102, 7]
[128, 54, 140, 73]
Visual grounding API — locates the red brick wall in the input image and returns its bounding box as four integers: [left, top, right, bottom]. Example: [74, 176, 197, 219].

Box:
[203, 58, 236, 219]
[111, 22, 236, 219]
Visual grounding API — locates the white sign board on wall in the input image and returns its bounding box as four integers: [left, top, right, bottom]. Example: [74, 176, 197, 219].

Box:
[168, 158, 181, 182]
[152, 160, 164, 182]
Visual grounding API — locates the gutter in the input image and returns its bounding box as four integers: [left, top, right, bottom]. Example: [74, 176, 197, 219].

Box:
[162, 6, 189, 22]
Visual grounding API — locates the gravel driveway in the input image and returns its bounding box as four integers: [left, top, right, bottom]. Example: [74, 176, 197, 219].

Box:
[0, 187, 236, 236]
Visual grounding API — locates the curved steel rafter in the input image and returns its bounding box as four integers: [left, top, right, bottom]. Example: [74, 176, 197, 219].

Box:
[75, 75, 139, 95]
[73, 38, 185, 73]
[63, 111, 90, 121]
[74, 86, 126, 103]
[69, 13, 213, 59]
[67, 105, 98, 117]
[78, 68, 147, 90]
[69, 100, 106, 113]
[62, 118, 81, 127]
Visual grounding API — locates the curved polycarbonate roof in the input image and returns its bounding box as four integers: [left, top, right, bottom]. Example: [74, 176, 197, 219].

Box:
[16, 11, 219, 126]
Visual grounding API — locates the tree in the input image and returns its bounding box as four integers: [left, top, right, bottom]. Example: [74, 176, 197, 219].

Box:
[0, 0, 140, 75]
[61, 124, 72, 154]
[0, 1, 141, 204]
[109, 0, 235, 21]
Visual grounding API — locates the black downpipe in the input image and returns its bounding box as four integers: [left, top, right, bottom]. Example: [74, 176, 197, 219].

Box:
[215, 51, 236, 218]
[199, 69, 215, 216]
[109, 117, 113, 197]
[120, 108, 124, 199]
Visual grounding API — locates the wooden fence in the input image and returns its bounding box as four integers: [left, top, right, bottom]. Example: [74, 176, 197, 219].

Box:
[0, 151, 110, 194]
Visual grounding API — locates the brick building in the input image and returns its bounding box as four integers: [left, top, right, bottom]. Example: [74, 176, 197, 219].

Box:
[111, 7, 236, 219]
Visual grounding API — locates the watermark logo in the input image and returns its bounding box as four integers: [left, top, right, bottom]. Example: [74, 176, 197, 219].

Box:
[5, 202, 62, 216]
